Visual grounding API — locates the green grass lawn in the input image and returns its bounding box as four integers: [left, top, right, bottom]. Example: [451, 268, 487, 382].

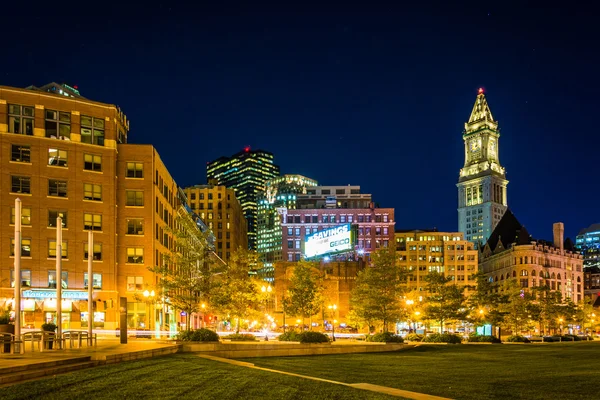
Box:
[245, 342, 600, 400]
[0, 354, 397, 400]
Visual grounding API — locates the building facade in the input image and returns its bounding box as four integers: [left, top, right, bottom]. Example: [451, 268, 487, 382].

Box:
[0, 83, 209, 333]
[395, 231, 478, 292]
[272, 260, 365, 329]
[457, 89, 508, 244]
[297, 185, 372, 209]
[206, 147, 280, 250]
[575, 223, 600, 269]
[479, 211, 584, 302]
[183, 183, 248, 261]
[0, 83, 128, 330]
[257, 174, 318, 281]
[281, 204, 395, 262]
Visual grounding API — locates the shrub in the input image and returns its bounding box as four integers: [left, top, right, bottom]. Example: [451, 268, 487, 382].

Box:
[506, 335, 530, 343]
[278, 331, 301, 342]
[406, 333, 424, 342]
[177, 328, 220, 342]
[467, 335, 500, 343]
[563, 334, 580, 341]
[423, 333, 462, 344]
[0, 308, 11, 325]
[298, 331, 330, 343]
[225, 333, 257, 341]
[366, 332, 404, 343]
[41, 322, 57, 332]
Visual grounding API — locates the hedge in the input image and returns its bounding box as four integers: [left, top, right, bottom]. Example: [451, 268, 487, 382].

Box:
[366, 332, 404, 343]
[423, 333, 462, 344]
[177, 328, 220, 342]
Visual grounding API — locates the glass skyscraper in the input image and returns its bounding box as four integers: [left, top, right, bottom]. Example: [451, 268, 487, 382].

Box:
[206, 147, 280, 249]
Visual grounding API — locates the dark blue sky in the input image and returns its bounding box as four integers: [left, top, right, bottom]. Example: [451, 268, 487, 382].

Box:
[3, 3, 597, 241]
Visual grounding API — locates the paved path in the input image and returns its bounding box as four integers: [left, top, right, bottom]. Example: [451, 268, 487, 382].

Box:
[197, 354, 452, 400]
[0, 339, 177, 369]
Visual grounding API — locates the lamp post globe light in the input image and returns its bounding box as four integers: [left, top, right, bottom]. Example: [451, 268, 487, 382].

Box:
[328, 304, 337, 342]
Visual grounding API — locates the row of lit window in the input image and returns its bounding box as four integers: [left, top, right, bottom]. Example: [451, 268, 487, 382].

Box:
[11, 270, 102, 289]
[11, 145, 104, 171]
[8, 104, 107, 146]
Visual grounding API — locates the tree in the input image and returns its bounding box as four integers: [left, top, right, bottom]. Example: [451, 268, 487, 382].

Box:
[350, 248, 406, 333]
[423, 272, 467, 333]
[286, 261, 323, 331]
[500, 280, 534, 335]
[467, 272, 508, 331]
[211, 249, 262, 333]
[531, 285, 563, 334]
[575, 296, 597, 334]
[149, 210, 219, 331]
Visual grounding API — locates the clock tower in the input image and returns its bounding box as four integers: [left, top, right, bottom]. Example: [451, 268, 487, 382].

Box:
[457, 89, 508, 244]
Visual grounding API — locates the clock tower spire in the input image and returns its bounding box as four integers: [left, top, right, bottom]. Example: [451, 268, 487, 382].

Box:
[457, 89, 508, 244]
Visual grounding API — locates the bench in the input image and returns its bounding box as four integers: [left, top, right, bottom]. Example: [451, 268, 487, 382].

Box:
[0, 333, 24, 354]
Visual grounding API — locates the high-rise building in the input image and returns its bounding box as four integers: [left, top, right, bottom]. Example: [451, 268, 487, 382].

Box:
[206, 147, 280, 250]
[479, 211, 584, 302]
[257, 174, 318, 281]
[183, 183, 248, 261]
[575, 223, 600, 269]
[281, 202, 395, 262]
[395, 230, 478, 292]
[297, 185, 372, 209]
[457, 89, 508, 244]
[0, 83, 209, 332]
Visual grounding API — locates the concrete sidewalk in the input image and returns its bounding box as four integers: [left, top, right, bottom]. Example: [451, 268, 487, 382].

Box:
[0, 339, 179, 370]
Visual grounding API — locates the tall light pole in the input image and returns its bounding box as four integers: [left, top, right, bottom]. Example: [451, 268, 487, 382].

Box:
[87, 230, 94, 342]
[328, 304, 337, 342]
[261, 285, 272, 341]
[143, 289, 156, 334]
[56, 216, 63, 348]
[14, 198, 22, 346]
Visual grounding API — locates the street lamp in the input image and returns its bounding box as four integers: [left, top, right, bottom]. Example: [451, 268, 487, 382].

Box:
[328, 304, 337, 342]
[143, 290, 156, 335]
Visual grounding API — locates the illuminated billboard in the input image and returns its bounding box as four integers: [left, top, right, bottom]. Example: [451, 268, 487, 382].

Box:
[304, 224, 353, 259]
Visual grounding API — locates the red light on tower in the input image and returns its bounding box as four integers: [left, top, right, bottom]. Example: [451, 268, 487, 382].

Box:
[244, 146, 251, 153]
[73, 85, 79, 89]
[478, 87, 484, 94]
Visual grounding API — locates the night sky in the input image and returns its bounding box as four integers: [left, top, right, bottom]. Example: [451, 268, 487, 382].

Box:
[3, 4, 597, 241]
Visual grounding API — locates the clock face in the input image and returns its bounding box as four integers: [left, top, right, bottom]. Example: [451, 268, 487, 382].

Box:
[469, 138, 481, 152]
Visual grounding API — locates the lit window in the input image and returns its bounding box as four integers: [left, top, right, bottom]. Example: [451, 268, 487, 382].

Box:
[48, 240, 68, 258]
[45, 110, 71, 139]
[84, 213, 102, 231]
[8, 104, 34, 135]
[48, 211, 67, 227]
[48, 148, 68, 167]
[84, 273, 102, 289]
[84, 154, 102, 171]
[127, 248, 144, 264]
[84, 183, 102, 201]
[127, 276, 144, 291]
[80, 115, 105, 145]
[11, 207, 31, 225]
[126, 190, 144, 206]
[84, 242, 103, 261]
[11, 238, 31, 257]
[126, 162, 144, 178]
[127, 219, 144, 235]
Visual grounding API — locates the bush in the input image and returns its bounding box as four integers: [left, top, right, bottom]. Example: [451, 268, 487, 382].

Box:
[177, 328, 220, 342]
[366, 332, 404, 343]
[406, 333, 424, 342]
[225, 333, 257, 341]
[506, 335, 530, 343]
[423, 333, 463, 344]
[0, 308, 11, 325]
[298, 331, 330, 343]
[467, 335, 500, 343]
[278, 331, 301, 342]
[41, 322, 57, 332]
[563, 334, 581, 341]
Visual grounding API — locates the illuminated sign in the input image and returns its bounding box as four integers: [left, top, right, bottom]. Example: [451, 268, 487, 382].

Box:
[304, 224, 353, 259]
[22, 289, 88, 300]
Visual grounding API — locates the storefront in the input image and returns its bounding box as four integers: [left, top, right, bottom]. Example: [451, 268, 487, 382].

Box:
[3, 289, 115, 330]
